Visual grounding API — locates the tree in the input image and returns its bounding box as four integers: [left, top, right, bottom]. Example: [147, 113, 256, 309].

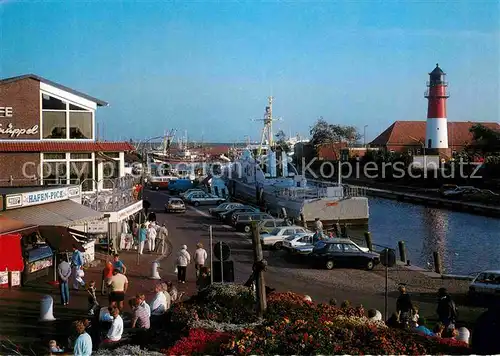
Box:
[309, 118, 362, 159]
[275, 130, 291, 153]
[469, 124, 500, 154]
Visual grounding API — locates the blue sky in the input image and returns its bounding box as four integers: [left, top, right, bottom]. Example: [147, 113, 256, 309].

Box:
[1, 0, 499, 142]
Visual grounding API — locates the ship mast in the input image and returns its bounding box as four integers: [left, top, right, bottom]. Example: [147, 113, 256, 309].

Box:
[253, 96, 282, 156]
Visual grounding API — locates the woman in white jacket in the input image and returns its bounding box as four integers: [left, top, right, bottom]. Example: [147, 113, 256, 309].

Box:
[176, 245, 191, 283]
[194, 242, 208, 278]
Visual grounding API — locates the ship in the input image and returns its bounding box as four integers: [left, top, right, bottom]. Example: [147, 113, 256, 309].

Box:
[224, 96, 369, 226]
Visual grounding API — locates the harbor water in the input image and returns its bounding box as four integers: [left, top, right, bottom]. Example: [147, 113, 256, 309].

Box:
[348, 197, 500, 276]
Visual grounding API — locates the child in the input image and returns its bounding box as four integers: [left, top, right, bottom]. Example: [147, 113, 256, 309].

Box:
[49, 340, 64, 354]
[87, 280, 99, 315]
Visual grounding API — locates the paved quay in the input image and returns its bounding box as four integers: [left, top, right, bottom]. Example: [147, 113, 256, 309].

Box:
[144, 189, 487, 326]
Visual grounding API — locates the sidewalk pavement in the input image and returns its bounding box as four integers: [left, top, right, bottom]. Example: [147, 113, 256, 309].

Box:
[0, 247, 169, 354]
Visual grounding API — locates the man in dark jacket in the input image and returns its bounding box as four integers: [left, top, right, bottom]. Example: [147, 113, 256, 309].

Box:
[436, 287, 458, 329]
[396, 285, 413, 327]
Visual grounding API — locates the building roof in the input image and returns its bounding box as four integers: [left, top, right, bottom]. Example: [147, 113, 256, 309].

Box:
[0, 74, 108, 107]
[370, 121, 500, 147]
[0, 141, 135, 153]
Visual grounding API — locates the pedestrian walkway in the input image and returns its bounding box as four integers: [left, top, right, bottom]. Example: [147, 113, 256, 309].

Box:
[0, 249, 167, 354]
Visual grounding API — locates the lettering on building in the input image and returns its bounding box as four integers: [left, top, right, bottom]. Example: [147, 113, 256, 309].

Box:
[0, 107, 13, 117]
[0, 123, 39, 138]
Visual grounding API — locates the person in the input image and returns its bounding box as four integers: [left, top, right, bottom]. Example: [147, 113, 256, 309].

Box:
[194, 242, 208, 278]
[73, 320, 92, 356]
[136, 293, 151, 318]
[129, 298, 151, 348]
[396, 285, 414, 327]
[176, 245, 191, 283]
[57, 255, 71, 306]
[112, 254, 127, 275]
[143, 200, 151, 216]
[101, 259, 114, 295]
[150, 283, 169, 315]
[147, 211, 156, 223]
[103, 306, 123, 343]
[197, 267, 211, 290]
[413, 318, 435, 336]
[386, 312, 401, 328]
[166, 281, 178, 302]
[87, 281, 99, 316]
[107, 269, 128, 311]
[157, 223, 169, 255]
[314, 218, 323, 233]
[456, 327, 470, 344]
[147, 223, 157, 253]
[71, 245, 85, 290]
[433, 322, 445, 338]
[436, 287, 458, 329]
[49, 340, 64, 353]
[138, 223, 147, 255]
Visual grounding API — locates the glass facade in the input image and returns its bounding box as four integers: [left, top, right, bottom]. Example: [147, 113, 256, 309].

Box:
[42, 111, 67, 139]
[42, 161, 67, 185]
[69, 112, 92, 139]
[70, 161, 93, 191]
[102, 159, 120, 189]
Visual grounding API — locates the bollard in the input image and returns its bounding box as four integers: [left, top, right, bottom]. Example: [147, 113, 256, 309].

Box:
[149, 260, 161, 280]
[433, 251, 442, 274]
[398, 241, 406, 263]
[334, 223, 340, 237]
[364, 232, 373, 251]
[340, 225, 347, 238]
[39, 295, 56, 321]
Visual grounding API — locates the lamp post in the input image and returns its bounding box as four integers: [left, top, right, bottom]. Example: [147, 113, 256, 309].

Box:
[363, 125, 368, 147]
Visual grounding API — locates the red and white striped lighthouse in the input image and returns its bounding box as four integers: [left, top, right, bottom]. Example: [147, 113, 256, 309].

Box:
[425, 63, 449, 149]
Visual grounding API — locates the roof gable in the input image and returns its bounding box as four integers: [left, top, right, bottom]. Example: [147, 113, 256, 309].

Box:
[0, 74, 108, 107]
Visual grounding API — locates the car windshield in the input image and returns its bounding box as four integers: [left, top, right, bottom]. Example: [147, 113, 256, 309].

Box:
[269, 228, 281, 235]
[170, 199, 182, 204]
[286, 234, 302, 241]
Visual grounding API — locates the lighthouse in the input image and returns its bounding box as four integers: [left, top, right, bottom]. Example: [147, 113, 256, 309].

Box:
[425, 63, 449, 149]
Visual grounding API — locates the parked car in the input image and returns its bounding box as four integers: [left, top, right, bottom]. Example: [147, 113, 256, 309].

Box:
[164, 197, 186, 213]
[258, 218, 288, 234]
[307, 239, 380, 270]
[468, 270, 500, 304]
[441, 186, 481, 198]
[220, 206, 260, 224]
[290, 238, 370, 255]
[282, 232, 314, 251]
[168, 179, 194, 194]
[233, 212, 274, 232]
[260, 226, 310, 250]
[209, 202, 244, 217]
[180, 189, 206, 200]
[186, 192, 226, 206]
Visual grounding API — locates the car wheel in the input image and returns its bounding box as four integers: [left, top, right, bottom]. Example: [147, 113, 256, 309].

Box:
[194, 201, 200, 207]
[274, 242, 283, 250]
[366, 260, 375, 271]
[244, 225, 251, 233]
[325, 260, 335, 270]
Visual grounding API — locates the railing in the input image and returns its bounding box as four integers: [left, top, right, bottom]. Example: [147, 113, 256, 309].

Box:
[274, 184, 367, 200]
[81, 176, 140, 212]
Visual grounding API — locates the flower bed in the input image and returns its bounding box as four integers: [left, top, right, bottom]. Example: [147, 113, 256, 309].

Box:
[166, 286, 472, 355]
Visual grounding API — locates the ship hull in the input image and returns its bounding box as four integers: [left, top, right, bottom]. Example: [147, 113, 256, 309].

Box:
[228, 179, 369, 226]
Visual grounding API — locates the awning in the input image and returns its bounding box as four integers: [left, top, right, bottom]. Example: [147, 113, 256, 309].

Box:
[0, 200, 103, 227]
[0, 233, 25, 272]
[37, 226, 85, 253]
[0, 216, 38, 235]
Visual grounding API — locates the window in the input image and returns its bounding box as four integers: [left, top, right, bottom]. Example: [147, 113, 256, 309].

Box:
[69, 112, 92, 139]
[343, 244, 360, 252]
[42, 161, 67, 185]
[70, 161, 93, 190]
[328, 243, 343, 252]
[105, 152, 120, 158]
[284, 229, 295, 235]
[41, 93, 94, 140]
[70, 153, 92, 159]
[43, 153, 66, 160]
[42, 111, 67, 138]
[102, 159, 119, 189]
[295, 228, 306, 233]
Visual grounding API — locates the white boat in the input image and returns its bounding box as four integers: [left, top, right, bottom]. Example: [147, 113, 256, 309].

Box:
[224, 97, 369, 226]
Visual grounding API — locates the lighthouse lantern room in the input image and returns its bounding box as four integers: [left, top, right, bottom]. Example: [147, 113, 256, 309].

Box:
[425, 63, 450, 149]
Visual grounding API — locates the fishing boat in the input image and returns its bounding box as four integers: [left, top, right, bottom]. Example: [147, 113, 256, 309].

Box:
[224, 97, 369, 226]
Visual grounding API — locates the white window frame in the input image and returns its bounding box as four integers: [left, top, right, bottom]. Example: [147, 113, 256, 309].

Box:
[41, 152, 95, 189]
[40, 91, 95, 141]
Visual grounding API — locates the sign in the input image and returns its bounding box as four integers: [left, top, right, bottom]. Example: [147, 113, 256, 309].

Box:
[0, 123, 39, 138]
[9, 271, 21, 287]
[0, 107, 13, 117]
[5, 187, 76, 209]
[117, 200, 143, 221]
[380, 249, 396, 268]
[87, 220, 108, 234]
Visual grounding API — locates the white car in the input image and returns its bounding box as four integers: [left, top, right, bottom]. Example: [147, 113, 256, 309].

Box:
[282, 232, 314, 250]
[187, 192, 226, 206]
[289, 238, 370, 254]
[468, 270, 500, 302]
[260, 226, 310, 249]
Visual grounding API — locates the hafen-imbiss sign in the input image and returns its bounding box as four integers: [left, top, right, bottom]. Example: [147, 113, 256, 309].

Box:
[5, 186, 81, 209]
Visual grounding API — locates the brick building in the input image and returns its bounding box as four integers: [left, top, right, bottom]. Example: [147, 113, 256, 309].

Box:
[370, 121, 500, 156]
[0, 74, 134, 189]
